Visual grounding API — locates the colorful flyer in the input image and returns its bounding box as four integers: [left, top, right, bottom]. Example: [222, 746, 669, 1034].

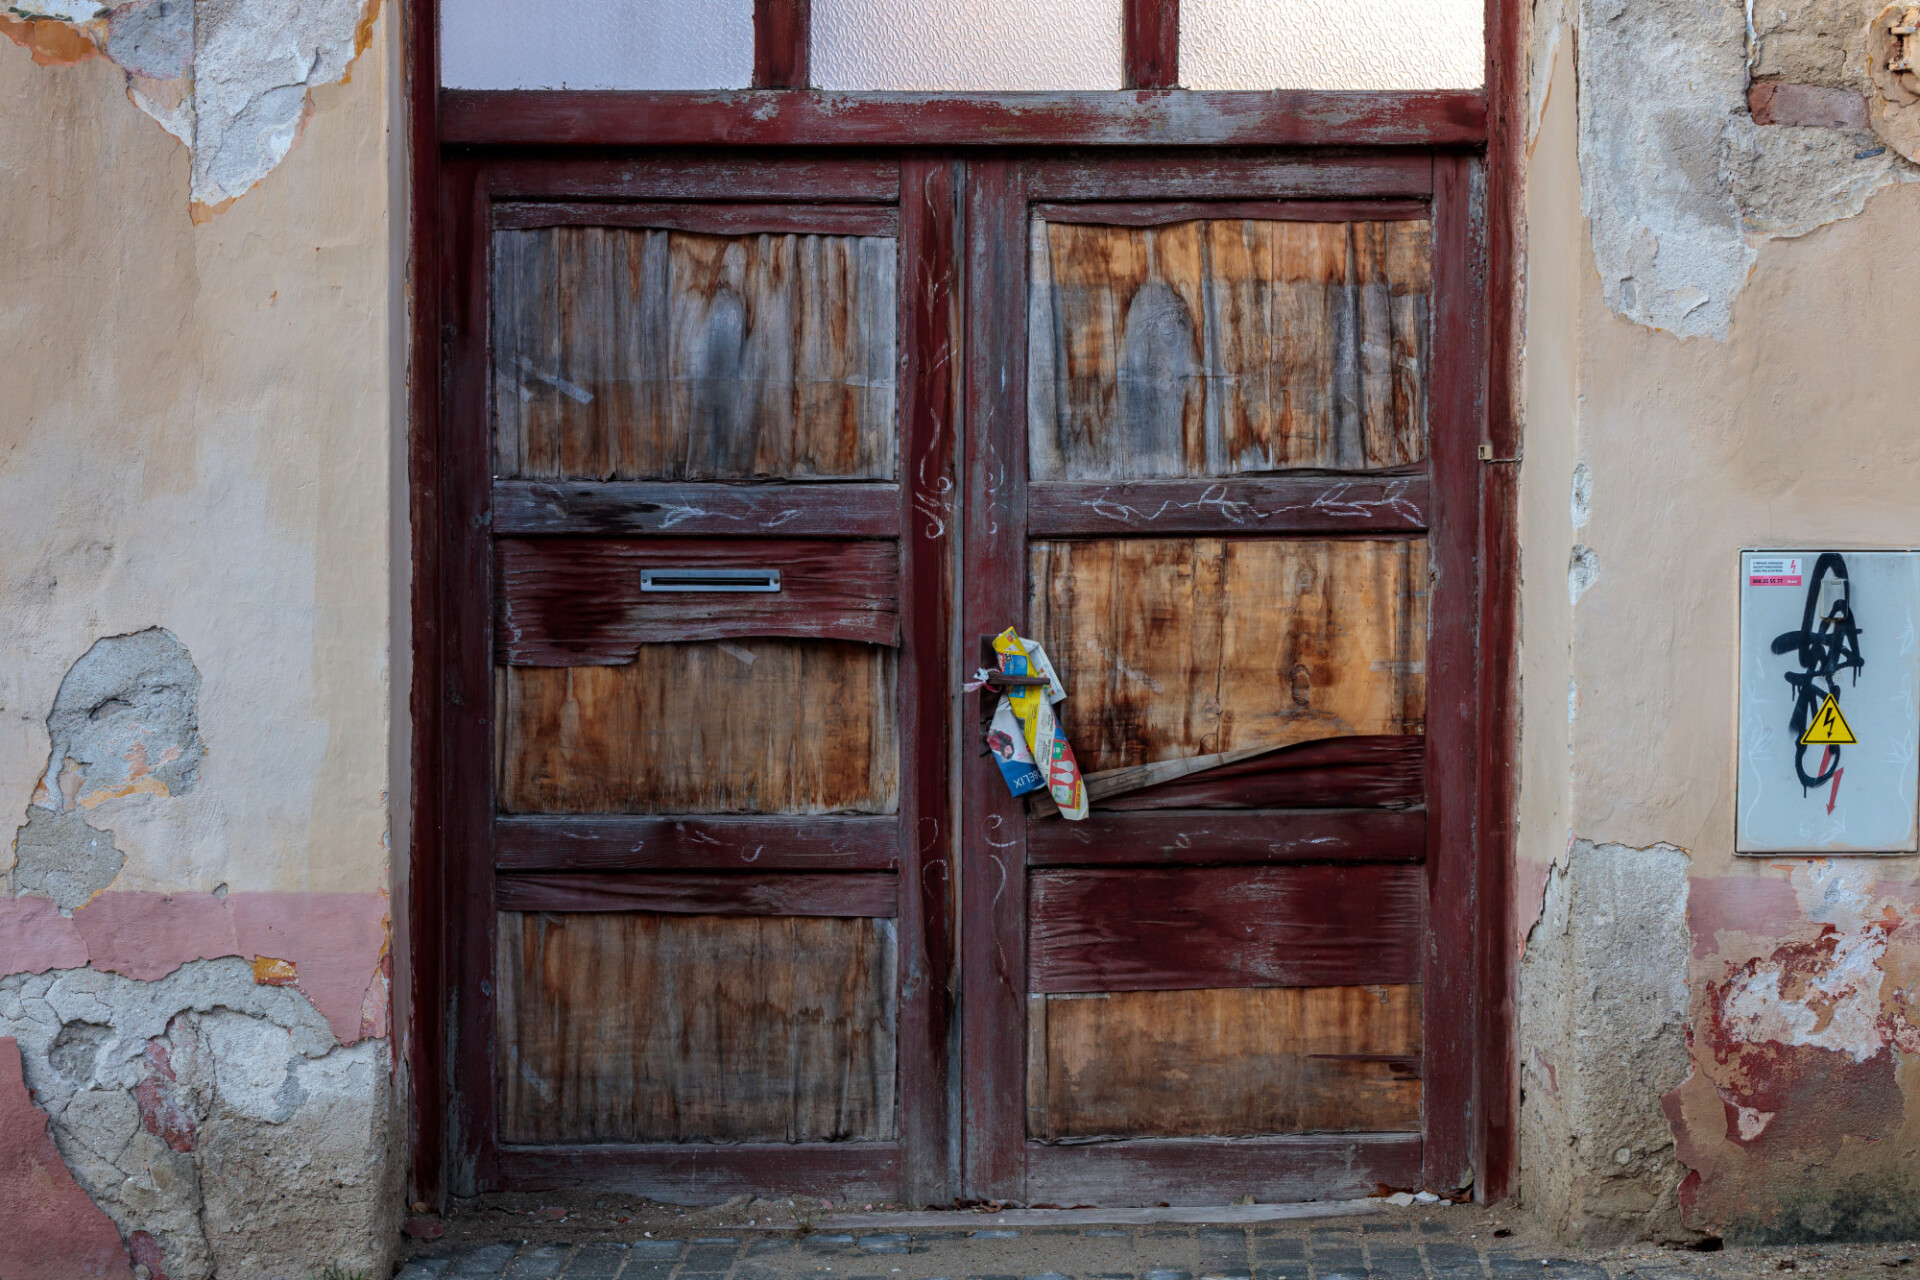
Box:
[985, 697, 1046, 796]
[992, 627, 1089, 820]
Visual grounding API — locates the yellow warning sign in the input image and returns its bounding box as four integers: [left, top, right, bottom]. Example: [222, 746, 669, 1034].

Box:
[1801, 692, 1858, 746]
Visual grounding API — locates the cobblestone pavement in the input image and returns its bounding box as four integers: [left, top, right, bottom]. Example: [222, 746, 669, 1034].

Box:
[394, 1216, 1918, 1280]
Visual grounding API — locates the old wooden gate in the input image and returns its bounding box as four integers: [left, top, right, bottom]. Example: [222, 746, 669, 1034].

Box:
[421, 139, 1503, 1207]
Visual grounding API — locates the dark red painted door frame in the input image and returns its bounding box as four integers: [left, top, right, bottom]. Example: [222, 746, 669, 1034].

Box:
[406, 0, 1522, 1211]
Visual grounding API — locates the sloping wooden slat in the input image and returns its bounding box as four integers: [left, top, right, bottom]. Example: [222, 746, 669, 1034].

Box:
[1028, 218, 1429, 480]
[493, 815, 900, 872]
[497, 872, 898, 916]
[1092, 734, 1425, 811]
[1025, 808, 1426, 866]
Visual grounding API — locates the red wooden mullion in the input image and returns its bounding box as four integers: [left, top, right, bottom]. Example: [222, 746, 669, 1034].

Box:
[959, 159, 1033, 1204]
[754, 0, 810, 88]
[1125, 0, 1179, 89]
[895, 155, 961, 1207]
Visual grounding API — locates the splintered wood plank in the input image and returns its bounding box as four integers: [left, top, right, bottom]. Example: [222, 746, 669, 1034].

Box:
[492, 226, 897, 481]
[1029, 985, 1422, 1140]
[1028, 538, 1427, 775]
[496, 912, 897, 1144]
[496, 538, 900, 662]
[1028, 218, 1429, 479]
[1028, 863, 1424, 993]
[1094, 735, 1425, 810]
[496, 871, 898, 917]
[502, 641, 899, 815]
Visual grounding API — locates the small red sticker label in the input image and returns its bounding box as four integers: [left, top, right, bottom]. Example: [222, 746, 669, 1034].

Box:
[1749, 556, 1803, 586]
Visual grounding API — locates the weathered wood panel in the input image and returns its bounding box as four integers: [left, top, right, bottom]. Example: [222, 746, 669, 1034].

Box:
[1027, 475, 1428, 536]
[1028, 538, 1427, 775]
[496, 912, 897, 1144]
[494, 814, 900, 872]
[492, 226, 897, 480]
[497, 538, 901, 663]
[1095, 734, 1425, 811]
[492, 481, 902, 539]
[1028, 985, 1422, 1140]
[496, 872, 898, 917]
[1028, 218, 1429, 479]
[1026, 808, 1426, 866]
[502, 641, 899, 814]
[1028, 864, 1424, 993]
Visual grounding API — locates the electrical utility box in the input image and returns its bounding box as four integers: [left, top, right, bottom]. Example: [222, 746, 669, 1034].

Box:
[1738, 550, 1920, 855]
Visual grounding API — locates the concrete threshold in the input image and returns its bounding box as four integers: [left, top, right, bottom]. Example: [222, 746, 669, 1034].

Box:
[813, 1199, 1386, 1230]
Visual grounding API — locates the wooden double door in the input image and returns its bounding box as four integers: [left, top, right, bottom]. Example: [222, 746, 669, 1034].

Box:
[442, 149, 1484, 1206]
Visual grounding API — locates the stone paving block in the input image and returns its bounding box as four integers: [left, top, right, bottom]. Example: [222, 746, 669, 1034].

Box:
[971, 1230, 1023, 1240]
[563, 1243, 628, 1278]
[621, 1263, 676, 1280]
[1147, 1268, 1196, 1280]
[450, 1243, 523, 1279]
[1085, 1230, 1133, 1240]
[1025, 1271, 1074, 1280]
[1486, 1257, 1548, 1278]
[1422, 1243, 1482, 1277]
[752, 1238, 802, 1256]
[399, 1262, 456, 1280]
[861, 1233, 913, 1253]
[1257, 1268, 1306, 1280]
[503, 1245, 572, 1279]
[1256, 1240, 1308, 1262]
[1545, 1266, 1607, 1280]
[630, 1239, 686, 1259]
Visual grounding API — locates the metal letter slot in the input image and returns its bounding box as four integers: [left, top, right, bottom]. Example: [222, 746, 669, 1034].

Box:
[640, 568, 782, 593]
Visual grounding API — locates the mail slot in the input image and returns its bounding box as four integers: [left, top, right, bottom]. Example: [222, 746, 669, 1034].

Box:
[640, 568, 782, 593]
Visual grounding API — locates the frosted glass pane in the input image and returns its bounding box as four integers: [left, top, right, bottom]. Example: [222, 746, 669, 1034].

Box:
[441, 0, 753, 89]
[813, 0, 1124, 90]
[1180, 0, 1483, 90]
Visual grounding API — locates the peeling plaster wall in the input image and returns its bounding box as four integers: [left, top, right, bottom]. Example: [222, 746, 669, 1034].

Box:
[1520, 0, 1920, 1242]
[0, 0, 402, 1272]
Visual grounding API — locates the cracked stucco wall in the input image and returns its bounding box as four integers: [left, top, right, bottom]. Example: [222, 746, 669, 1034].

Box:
[0, 0, 403, 1269]
[1519, 0, 1920, 1242]
[1, 0, 381, 213]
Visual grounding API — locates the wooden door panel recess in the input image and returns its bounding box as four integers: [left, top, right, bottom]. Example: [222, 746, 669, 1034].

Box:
[496, 912, 897, 1144]
[493, 225, 897, 481]
[497, 539, 901, 662]
[1029, 218, 1430, 480]
[503, 642, 899, 815]
[1029, 864, 1424, 994]
[1029, 538, 1427, 776]
[1028, 985, 1422, 1140]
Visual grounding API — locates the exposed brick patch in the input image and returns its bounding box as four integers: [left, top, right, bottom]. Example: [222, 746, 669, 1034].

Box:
[1749, 82, 1870, 129]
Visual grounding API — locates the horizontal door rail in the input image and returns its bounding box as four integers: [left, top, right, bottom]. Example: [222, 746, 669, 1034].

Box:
[1027, 808, 1426, 867]
[1023, 1133, 1421, 1206]
[495, 814, 901, 872]
[496, 1142, 902, 1202]
[1028, 476, 1429, 537]
[1028, 154, 1436, 200]
[496, 536, 901, 660]
[494, 482, 902, 539]
[1032, 199, 1430, 226]
[493, 202, 900, 236]
[1029, 863, 1423, 992]
[482, 156, 903, 202]
[497, 871, 898, 917]
[442, 90, 1488, 151]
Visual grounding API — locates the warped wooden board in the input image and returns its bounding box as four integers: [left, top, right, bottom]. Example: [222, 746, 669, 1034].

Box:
[1028, 218, 1430, 480]
[1028, 985, 1422, 1140]
[496, 912, 897, 1144]
[501, 641, 899, 815]
[1028, 538, 1427, 775]
[1093, 734, 1425, 811]
[1028, 864, 1424, 993]
[496, 871, 899, 917]
[492, 226, 897, 481]
[497, 538, 901, 661]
